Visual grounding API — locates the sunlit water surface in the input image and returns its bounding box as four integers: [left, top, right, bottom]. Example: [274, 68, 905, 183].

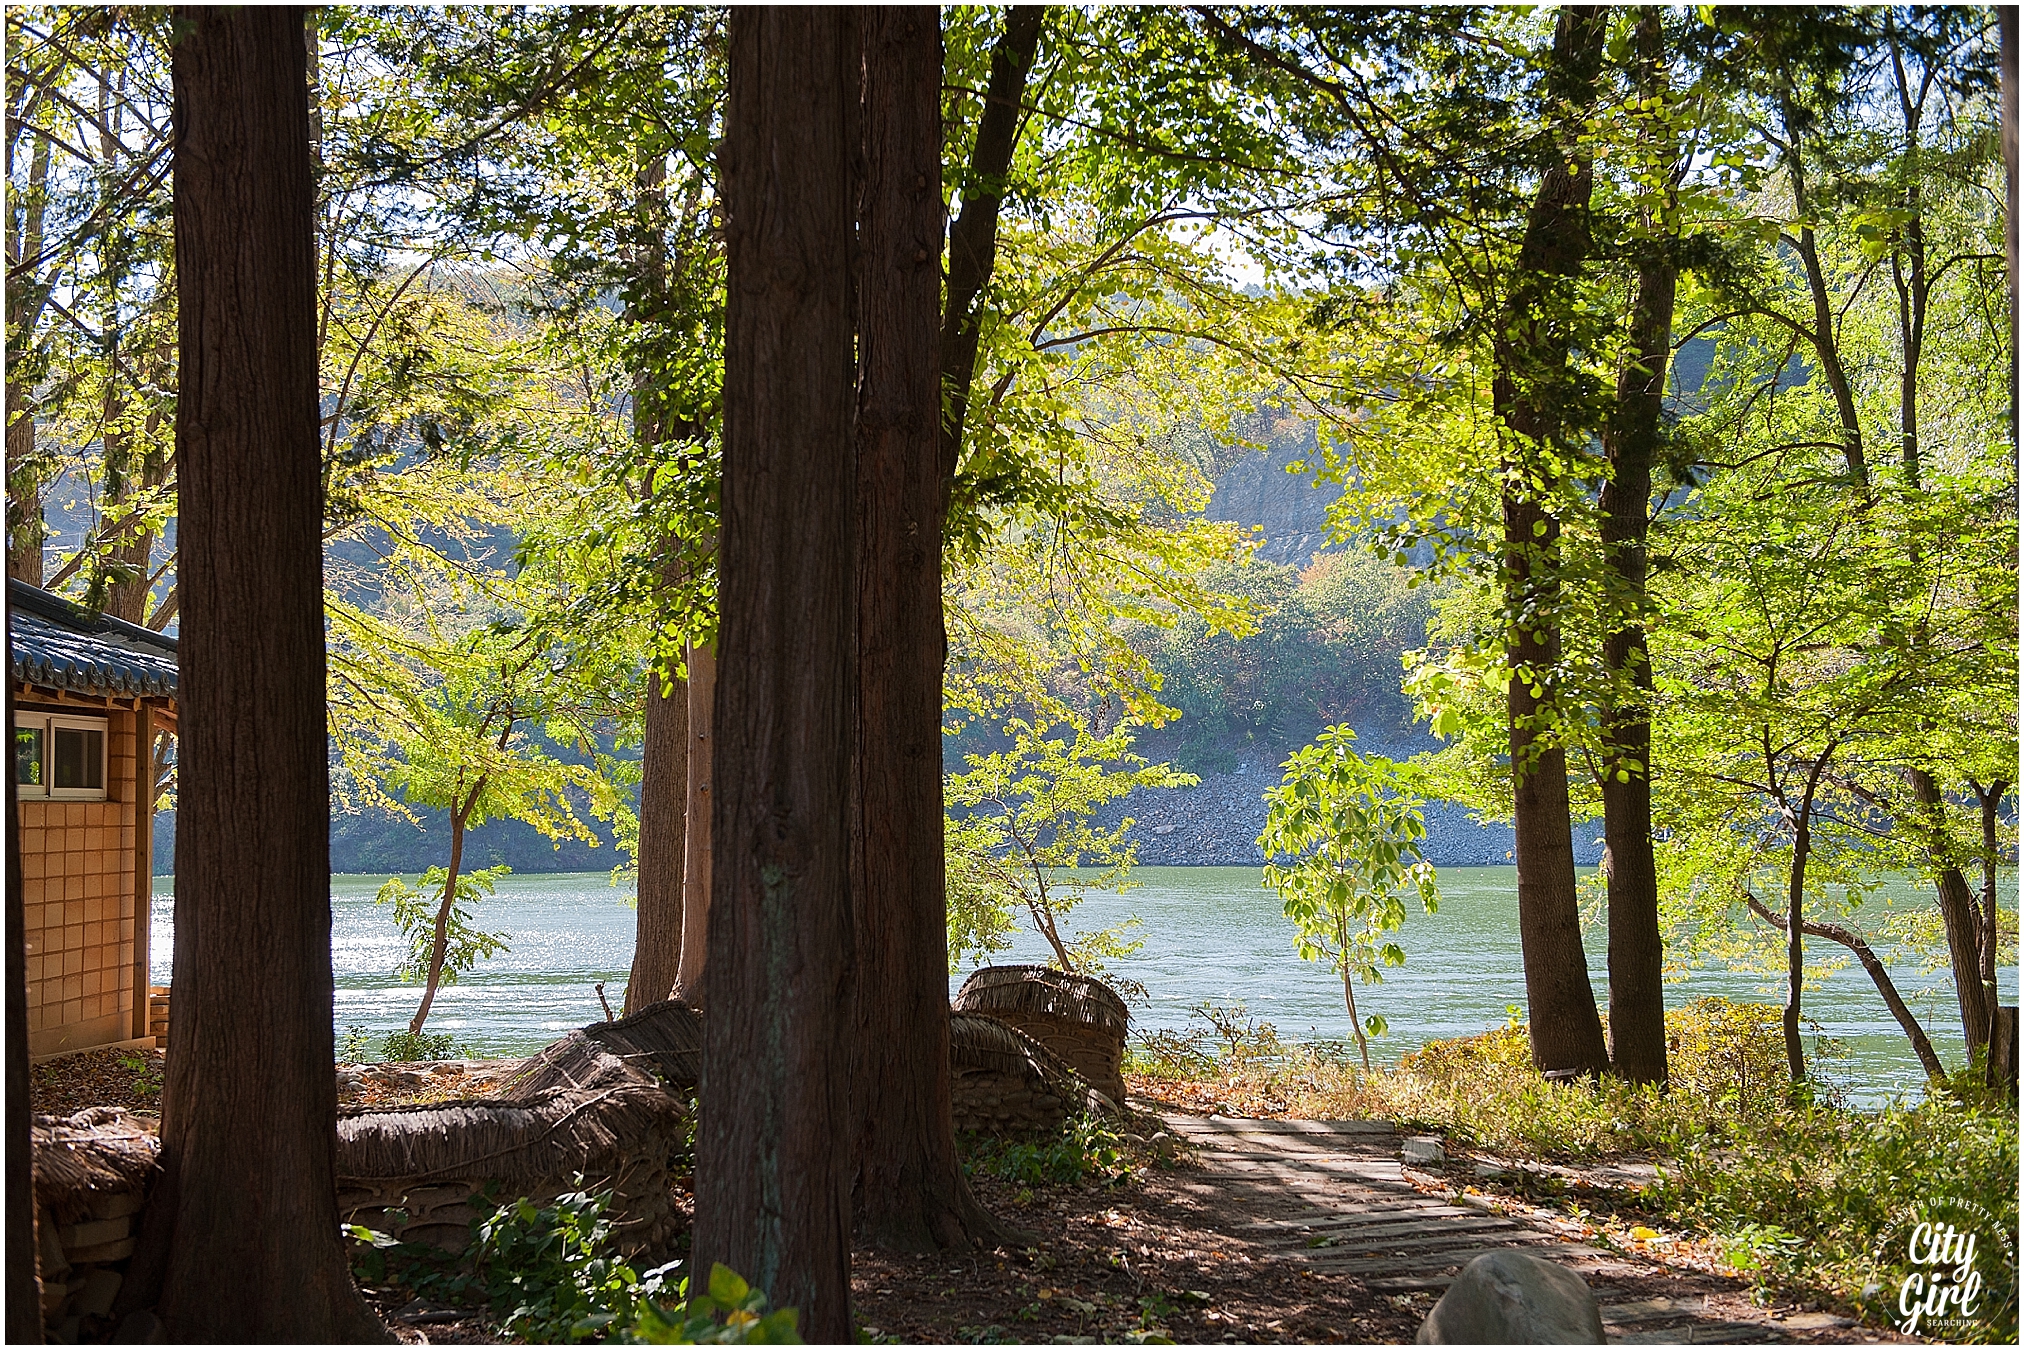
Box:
[150, 865, 2012, 1107]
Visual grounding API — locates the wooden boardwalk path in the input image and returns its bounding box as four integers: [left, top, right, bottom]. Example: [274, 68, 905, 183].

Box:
[1155, 1112, 1883, 1345]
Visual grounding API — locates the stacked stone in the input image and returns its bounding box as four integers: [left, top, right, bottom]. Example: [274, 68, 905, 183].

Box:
[953, 966, 1130, 1109]
[31, 1106, 159, 1342]
[335, 1009, 699, 1260]
[948, 1011, 1085, 1136]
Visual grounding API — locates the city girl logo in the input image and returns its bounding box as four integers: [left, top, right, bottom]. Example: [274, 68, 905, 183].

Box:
[1870, 1199, 2016, 1339]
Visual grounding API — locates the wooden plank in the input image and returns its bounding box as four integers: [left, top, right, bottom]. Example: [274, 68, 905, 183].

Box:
[1180, 1115, 1396, 1135]
[1297, 1224, 1538, 1259]
[1238, 1203, 1478, 1230]
[1269, 1216, 1521, 1249]
[1307, 1239, 1608, 1275]
[1599, 1296, 1711, 1324]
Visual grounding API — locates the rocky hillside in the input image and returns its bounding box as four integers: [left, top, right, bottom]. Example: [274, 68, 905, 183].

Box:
[1093, 759, 1600, 869]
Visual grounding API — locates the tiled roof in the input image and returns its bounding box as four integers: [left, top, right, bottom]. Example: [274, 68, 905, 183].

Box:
[7, 580, 178, 699]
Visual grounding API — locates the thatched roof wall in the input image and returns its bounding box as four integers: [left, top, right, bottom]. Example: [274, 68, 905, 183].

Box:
[953, 965, 1129, 1037]
[336, 1031, 686, 1185]
[950, 1011, 1081, 1092]
[32, 1107, 159, 1225]
[581, 999, 702, 1091]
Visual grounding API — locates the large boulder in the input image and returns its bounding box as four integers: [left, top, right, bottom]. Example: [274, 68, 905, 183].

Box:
[1416, 1250, 1605, 1344]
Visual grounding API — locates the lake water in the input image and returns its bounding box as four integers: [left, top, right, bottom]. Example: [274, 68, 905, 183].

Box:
[149, 866, 2013, 1106]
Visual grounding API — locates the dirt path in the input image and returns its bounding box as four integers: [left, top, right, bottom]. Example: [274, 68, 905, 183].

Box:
[1158, 1112, 1896, 1345]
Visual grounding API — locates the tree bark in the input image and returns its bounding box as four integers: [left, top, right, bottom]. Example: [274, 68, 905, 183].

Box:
[851, 6, 1008, 1254]
[624, 147, 691, 1019]
[1744, 892, 1944, 1080]
[627, 665, 688, 1013]
[673, 638, 715, 1006]
[5, 675, 41, 1339]
[7, 132, 51, 586]
[1597, 7, 1673, 1088]
[1776, 750, 1833, 1087]
[3, 392, 38, 585]
[1975, 778, 2008, 1032]
[1493, 5, 1609, 1078]
[408, 794, 475, 1036]
[119, 9, 386, 1339]
[1909, 763, 1991, 1057]
[2003, 5, 2016, 433]
[692, 10, 856, 1340]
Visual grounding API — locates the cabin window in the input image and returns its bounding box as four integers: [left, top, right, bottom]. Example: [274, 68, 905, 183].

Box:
[12, 713, 107, 801]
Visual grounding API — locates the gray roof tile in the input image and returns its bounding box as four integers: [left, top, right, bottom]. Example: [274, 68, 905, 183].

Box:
[7, 580, 178, 699]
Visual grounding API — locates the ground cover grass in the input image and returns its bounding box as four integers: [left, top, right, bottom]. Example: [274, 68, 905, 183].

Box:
[1126, 997, 2019, 1342]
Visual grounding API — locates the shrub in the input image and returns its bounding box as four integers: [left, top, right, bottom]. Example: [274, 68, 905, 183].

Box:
[1124, 1026, 1216, 1081]
[1656, 1097, 2018, 1343]
[1664, 997, 1791, 1117]
[348, 1185, 800, 1343]
[961, 1112, 1134, 1188]
[377, 1027, 460, 1063]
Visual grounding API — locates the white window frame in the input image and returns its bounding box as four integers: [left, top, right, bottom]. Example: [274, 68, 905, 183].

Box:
[13, 712, 109, 802]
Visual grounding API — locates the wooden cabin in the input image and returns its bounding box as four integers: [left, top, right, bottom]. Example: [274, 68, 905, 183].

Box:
[8, 579, 176, 1059]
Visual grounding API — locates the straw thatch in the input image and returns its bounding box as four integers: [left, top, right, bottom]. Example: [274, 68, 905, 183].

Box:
[31, 1107, 159, 1227]
[335, 1022, 689, 1256]
[575, 998, 701, 1092]
[949, 1010, 1093, 1136]
[952, 966, 1129, 1107]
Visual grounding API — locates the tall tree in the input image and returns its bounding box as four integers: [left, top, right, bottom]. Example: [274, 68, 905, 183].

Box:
[850, 6, 1002, 1251]
[627, 665, 687, 1012]
[5, 677, 37, 1338]
[674, 635, 716, 1006]
[692, 8, 855, 1340]
[1492, 5, 1611, 1077]
[1596, 5, 1676, 1087]
[626, 153, 688, 1014]
[118, 7, 384, 1339]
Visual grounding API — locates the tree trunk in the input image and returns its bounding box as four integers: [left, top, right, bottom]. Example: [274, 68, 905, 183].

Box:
[623, 145, 690, 1019]
[938, 6, 1045, 485]
[5, 677, 41, 1340]
[4, 389, 39, 585]
[1493, 5, 1609, 1078]
[1597, 9, 1674, 1088]
[693, 10, 856, 1340]
[7, 132, 51, 587]
[1908, 761, 1989, 1058]
[627, 665, 688, 1013]
[1976, 779, 2008, 1032]
[673, 638, 715, 1006]
[851, 6, 1007, 1254]
[1744, 893, 1944, 1080]
[1339, 920, 1370, 1074]
[118, 10, 386, 1338]
[2003, 6, 2016, 432]
[1778, 754, 1833, 1087]
[1783, 822, 1810, 1084]
[408, 797, 473, 1036]
[102, 344, 174, 625]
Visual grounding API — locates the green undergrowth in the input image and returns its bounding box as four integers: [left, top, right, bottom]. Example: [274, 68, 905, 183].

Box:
[1126, 998, 2018, 1340]
[348, 1184, 799, 1343]
[959, 1111, 1137, 1189]
[342, 1022, 464, 1064]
